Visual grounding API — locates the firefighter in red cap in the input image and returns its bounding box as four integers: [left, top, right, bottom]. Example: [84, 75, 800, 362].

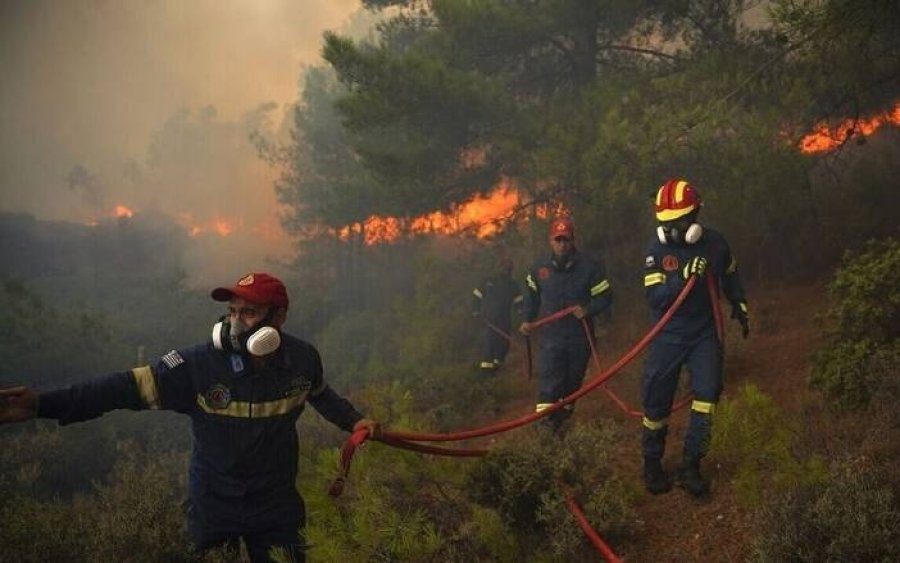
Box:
[641, 179, 749, 497]
[519, 218, 613, 431]
[0, 272, 380, 562]
[471, 256, 524, 375]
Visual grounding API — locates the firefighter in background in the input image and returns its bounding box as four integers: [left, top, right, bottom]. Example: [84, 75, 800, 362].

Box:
[471, 257, 524, 375]
[0, 272, 380, 562]
[519, 218, 613, 431]
[641, 179, 749, 497]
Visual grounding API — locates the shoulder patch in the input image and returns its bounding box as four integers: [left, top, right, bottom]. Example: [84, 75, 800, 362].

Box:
[661, 255, 680, 272]
[538, 266, 551, 280]
[161, 350, 185, 369]
[645, 255, 656, 268]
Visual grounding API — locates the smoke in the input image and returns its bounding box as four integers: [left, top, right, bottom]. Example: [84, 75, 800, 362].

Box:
[0, 0, 364, 287]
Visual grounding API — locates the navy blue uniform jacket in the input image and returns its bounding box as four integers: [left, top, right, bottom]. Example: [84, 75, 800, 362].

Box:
[643, 227, 746, 343]
[37, 334, 363, 499]
[523, 251, 612, 343]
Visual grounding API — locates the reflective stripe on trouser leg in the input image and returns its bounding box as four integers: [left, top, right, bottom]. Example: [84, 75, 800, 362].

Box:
[684, 401, 716, 460]
[684, 334, 724, 460]
[488, 328, 510, 366]
[537, 343, 568, 404]
[641, 416, 669, 460]
[538, 341, 589, 426]
[642, 338, 690, 459]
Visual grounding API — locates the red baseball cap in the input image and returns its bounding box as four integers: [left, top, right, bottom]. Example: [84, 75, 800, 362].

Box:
[549, 218, 575, 241]
[211, 272, 289, 308]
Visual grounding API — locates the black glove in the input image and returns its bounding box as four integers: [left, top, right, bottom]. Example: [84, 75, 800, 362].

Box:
[731, 301, 749, 338]
[681, 256, 708, 280]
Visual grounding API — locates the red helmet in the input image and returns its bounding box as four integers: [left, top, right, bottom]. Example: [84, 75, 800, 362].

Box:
[548, 217, 575, 241]
[655, 179, 702, 221]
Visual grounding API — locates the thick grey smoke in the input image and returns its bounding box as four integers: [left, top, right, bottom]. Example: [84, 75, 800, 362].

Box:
[0, 0, 362, 286]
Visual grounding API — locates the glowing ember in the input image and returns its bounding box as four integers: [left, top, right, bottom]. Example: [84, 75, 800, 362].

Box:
[214, 220, 233, 237]
[799, 102, 900, 154]
[177, 212, 237, 238]
[113, 204, 134, 218]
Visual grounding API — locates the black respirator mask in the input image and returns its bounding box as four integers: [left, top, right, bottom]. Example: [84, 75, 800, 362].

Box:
[657, 213, 702, 245]
[211, 309, 282, 357]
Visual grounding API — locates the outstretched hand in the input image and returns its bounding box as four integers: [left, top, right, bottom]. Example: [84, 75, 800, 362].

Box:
[353, 418, 382, 439]
[0, 386, 38, 424]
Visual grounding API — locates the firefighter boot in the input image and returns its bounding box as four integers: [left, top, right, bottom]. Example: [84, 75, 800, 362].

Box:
[643, 458, 672, 495]
[677, 458, 710, 497]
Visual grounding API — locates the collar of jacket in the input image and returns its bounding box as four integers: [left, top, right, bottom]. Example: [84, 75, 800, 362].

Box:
[551, 250, 578, 271]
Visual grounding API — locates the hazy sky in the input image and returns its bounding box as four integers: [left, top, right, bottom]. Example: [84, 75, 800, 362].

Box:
[0, 0, 365, 284]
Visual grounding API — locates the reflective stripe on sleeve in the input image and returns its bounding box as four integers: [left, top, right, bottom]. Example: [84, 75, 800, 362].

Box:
[513, 295, 524, 304]
[691, 400, 716, 414]
[472, 288, 483, 299]
[644, 272, 665, 287]
[535, 403, 554, 413]
[590, 279, 611, 296]
[132, 366, 160, 410]
[726, 256, 738, 274]
[642, 416, 668, 430]
[526, 273, 537, 292]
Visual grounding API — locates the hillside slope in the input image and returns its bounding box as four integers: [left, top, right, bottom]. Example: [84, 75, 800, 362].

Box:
[486, 281, 831, 561]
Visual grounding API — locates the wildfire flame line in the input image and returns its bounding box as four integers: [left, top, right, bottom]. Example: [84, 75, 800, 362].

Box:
[337, 180, 556, 245]
[799, 102, 900, 154]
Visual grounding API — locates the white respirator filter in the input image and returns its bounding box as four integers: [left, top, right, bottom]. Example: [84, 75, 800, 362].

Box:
[245, 326, 281, 357]
[212, 320, 228, 350]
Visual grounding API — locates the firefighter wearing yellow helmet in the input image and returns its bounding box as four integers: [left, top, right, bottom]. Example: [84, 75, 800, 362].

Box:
[641, 179, 749, 497]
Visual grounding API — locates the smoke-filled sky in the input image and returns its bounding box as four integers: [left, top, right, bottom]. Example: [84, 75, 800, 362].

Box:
[0, 0, 368, 285]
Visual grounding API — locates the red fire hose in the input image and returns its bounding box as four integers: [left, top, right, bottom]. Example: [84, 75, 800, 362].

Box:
[380, 278, 695, 443]
[330, 274, 726, 561]
[563, 493, 623, 563]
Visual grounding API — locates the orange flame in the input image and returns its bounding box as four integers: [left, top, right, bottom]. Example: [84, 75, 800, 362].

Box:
[177, 213, 237, 238]
[799, 102, 900, 154]
[113, 204, 134, 218]
[338, 179, 561, 245]
[214, 220, 233, 237]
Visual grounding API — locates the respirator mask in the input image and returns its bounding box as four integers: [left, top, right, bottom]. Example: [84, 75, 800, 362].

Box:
[212, 308, 282, 357]
[656, 212, 702, 245]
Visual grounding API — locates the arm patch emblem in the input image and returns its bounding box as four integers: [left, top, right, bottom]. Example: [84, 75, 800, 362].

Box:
[662, 255, 680, 272]
[162, 350, 185, 369]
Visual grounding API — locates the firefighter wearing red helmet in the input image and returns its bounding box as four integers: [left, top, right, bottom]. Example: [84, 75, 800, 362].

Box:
[641, 179, 749, 497]
[520, 217, 613, 432]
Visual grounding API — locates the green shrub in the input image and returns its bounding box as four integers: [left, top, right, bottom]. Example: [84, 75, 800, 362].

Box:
[0, 441, 194, 563]
[467, 421, 634, 561]
[709, 383, 828, 507]
[299, 379, 476, 562]
[810, 237, 900, 408]
[751, 461, 900, 563]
